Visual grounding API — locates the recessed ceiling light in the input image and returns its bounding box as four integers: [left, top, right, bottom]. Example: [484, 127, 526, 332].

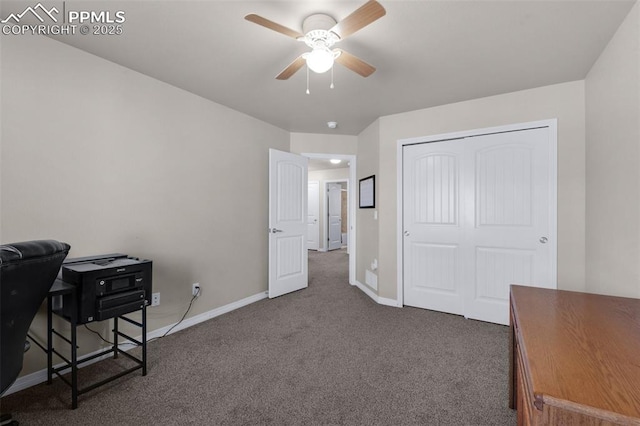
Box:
[327, 121, 338, 129]
[330, 159, 341, 164]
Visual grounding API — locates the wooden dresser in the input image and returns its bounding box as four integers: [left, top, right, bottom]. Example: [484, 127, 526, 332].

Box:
[509, 285, 640, 425]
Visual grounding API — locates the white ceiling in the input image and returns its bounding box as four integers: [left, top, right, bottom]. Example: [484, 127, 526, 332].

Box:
[4, 0, 634, 135]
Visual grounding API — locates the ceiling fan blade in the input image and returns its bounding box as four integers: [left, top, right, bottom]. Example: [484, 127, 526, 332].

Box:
[245, 14, 304, 39]
[334, 49, 376, 77]
[276, 55, 306, 80]
[329, 0, 386, 40]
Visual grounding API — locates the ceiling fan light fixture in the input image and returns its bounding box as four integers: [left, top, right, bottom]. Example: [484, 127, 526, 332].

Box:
[305, 47, 334, 74]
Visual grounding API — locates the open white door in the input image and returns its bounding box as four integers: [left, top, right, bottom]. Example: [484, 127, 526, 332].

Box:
[327, 183, 342, 251]
[269, 149, 308, 298]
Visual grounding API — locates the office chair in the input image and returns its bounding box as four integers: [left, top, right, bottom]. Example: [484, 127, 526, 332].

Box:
[0, 240, 70, 425]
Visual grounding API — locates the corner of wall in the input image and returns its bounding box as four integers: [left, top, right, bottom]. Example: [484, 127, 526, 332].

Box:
[584, 1, 640, 297]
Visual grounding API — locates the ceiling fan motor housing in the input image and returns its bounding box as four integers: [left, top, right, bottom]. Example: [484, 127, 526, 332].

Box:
[302, 13, 337, 33]
[302, 14, 339, 49]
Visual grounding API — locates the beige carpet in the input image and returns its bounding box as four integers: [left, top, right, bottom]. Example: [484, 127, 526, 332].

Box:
[1, 248, 516, 425]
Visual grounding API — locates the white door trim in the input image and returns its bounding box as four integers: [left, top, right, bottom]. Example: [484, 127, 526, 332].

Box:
[302, 153, 357, 286]
[396, 119, 558, 307]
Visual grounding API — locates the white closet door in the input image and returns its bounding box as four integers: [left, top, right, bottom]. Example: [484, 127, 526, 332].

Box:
[403, 126, 555, 325]
[464, 128, 553, 324]
[403, 140, 468, 316]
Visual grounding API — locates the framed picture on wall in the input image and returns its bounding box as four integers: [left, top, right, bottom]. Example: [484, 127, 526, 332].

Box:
[359, 175, 375, 208]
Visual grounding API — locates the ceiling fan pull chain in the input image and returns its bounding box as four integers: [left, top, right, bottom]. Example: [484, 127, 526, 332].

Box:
[306, 66, 310, 94]
[330, 65, 335, 89]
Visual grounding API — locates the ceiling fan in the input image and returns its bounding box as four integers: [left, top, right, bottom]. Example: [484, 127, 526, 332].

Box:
[245, 0, 386, 81]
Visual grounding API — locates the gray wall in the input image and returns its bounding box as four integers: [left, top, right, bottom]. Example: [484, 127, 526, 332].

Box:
[1, 35, 289, 376]
[290, 133, 358, 155]
[356, 120, 380, 290]
[585, 2, 640, 298]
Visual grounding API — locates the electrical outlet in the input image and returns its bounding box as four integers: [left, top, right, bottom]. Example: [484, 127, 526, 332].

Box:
[151, 292, 160, 306]
[192, 283, 200, 297]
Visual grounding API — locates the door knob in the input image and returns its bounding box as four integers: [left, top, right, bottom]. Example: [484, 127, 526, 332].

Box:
[404, 231, 410, 236]
[539, 237, 548, 244]
[270, 228, 284, 233]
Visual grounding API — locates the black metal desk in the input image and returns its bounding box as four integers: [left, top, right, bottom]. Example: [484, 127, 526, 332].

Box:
[46, 279, 147, 409]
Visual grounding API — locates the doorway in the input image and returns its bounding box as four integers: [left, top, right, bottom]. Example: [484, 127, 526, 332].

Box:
[308, 181, 320, 250]
[326, 180, 348, 251]
[303, 153, 356, 286]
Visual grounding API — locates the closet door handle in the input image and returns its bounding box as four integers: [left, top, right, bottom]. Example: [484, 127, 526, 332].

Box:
[539, 237, 548, 244]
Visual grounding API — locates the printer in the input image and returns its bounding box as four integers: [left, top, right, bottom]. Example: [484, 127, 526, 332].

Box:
[58, 253, 152, 324]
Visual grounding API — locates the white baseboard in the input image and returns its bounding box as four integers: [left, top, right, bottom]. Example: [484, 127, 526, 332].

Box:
[354, 280, 400, 307]
[146, 291, 268, 339]
[378, 296, 400, 307]
[5, 290, 268, 396]
[354, 280, 378, 301]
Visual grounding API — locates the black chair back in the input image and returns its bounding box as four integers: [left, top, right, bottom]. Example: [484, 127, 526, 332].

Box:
[0, 240, 70, 394]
